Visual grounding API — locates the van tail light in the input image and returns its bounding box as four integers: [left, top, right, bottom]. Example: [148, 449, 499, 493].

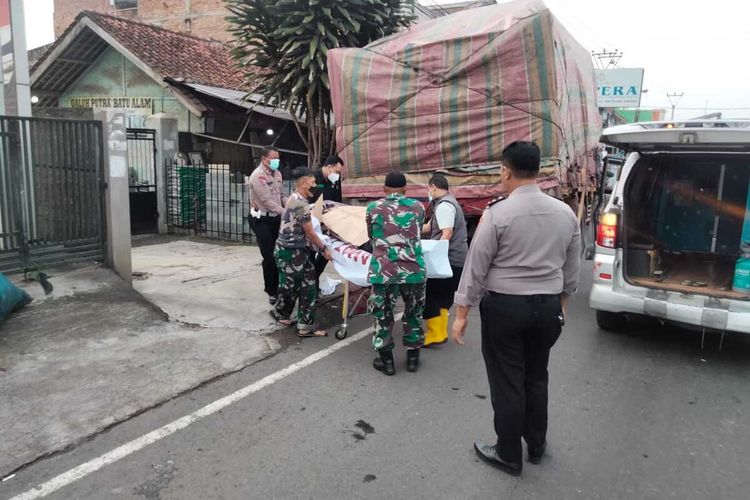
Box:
[596, 212, 618, 248]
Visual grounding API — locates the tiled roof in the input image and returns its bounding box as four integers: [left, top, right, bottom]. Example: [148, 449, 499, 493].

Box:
[31, 10, 254, 92]
[82, 11, 246, 89]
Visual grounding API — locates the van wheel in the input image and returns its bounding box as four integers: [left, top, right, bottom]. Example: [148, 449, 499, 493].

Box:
[596, 310, 628, 332]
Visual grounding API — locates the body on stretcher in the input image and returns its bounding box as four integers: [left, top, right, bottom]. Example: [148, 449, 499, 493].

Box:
[313, 215, 453, 339]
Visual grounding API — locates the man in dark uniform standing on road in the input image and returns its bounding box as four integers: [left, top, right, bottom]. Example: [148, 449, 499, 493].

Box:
[248, 147, 286, 305]
[452, 141, 581, 476]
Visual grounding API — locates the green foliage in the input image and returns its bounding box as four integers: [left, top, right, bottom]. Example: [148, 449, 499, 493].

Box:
[226, 0, 415, 165]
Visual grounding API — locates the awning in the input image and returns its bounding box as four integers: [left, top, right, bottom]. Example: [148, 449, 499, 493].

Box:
[183, 83, 299, 122]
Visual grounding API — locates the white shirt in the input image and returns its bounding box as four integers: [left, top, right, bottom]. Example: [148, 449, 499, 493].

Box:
[434, 201, 457, 230]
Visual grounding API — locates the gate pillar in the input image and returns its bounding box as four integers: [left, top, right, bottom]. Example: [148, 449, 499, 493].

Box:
[145, 113, 177, 234]
[96, 110, 132, 284]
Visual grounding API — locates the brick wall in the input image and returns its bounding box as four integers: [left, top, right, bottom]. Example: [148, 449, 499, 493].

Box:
[53, 0, 103, 37]
[187, 13, 233, 42]
[140, 0, 230, 40]
[55, 0, 232, 41]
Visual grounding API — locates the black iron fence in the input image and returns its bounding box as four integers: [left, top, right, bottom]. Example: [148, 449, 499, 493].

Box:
[166, 161, 254, 242]
[127, 128, 156, 192]
[127, 128, 158, 234]
[165, 155, 303, 242]
[0, 116, 105, 274]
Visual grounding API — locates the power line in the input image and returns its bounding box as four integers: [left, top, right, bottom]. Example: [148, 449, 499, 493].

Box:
[591, 49, 623, 69]
[551, 7, 617, 54]
[423, 0, 450, 17]
[666, 92, 684, 120]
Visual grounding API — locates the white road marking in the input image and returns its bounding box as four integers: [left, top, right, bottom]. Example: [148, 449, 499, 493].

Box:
[9, 316, 393, 500]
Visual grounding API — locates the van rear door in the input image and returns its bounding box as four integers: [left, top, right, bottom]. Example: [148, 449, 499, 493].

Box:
[600, 121, 750, 153]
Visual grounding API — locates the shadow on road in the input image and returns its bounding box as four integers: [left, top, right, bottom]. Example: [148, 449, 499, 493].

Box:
[595, 315, 750, 365]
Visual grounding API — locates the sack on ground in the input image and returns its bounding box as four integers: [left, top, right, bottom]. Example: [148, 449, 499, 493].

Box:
[0, 273, 32, 324]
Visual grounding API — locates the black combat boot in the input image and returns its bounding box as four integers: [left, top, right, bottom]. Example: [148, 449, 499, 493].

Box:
[373, 350, 396, 376]
[406, 348, 420, 373]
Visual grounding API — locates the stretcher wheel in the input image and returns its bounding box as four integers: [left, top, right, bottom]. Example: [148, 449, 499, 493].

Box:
[335, 327, 347, 340]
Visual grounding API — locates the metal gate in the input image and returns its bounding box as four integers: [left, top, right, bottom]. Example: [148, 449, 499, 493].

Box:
[166, 160, 256, 242]
[127, 128, 158, 234]
[0, 116, 105, 275]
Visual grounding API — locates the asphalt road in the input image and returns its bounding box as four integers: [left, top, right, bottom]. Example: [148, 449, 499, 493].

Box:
[2, 270, 749, 500]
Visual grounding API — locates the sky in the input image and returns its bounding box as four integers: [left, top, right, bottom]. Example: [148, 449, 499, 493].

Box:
[22, 0, 750, 120]
[23, 0, 54, 49]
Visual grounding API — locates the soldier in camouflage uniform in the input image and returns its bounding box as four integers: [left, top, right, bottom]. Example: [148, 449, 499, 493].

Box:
[270, 167, 331, 337]
[365, 171, 427, 375]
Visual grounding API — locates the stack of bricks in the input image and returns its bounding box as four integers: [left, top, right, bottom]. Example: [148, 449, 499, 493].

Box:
[54, 0, 233, 42]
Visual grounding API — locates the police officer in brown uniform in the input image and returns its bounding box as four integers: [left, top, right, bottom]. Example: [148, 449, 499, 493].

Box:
[452, 141, 581, 476]
[248, 147, 286, 304]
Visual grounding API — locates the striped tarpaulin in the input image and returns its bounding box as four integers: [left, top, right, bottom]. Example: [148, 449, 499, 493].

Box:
[328, 0, 601, 195]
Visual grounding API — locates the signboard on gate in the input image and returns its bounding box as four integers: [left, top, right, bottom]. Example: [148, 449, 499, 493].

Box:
[70, 96, 154, 110]
[595, 68, 645, 107]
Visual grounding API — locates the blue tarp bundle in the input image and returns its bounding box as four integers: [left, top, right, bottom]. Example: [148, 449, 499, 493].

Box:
[0, 272, 32, 325]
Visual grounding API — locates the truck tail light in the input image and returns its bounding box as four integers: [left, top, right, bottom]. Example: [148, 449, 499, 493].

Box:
[597, 212, 618, 248]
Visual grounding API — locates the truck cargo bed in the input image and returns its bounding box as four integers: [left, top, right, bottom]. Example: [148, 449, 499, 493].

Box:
[629, 253, 749, 301]
[622, 153, 750, 300]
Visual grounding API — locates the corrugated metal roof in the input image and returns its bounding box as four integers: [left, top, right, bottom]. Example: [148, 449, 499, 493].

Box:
[183, 83, 299, 122]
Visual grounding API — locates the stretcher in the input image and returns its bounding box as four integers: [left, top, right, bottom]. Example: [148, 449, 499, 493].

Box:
[313, 215, 451, 341]
[334, 280, 371, 340]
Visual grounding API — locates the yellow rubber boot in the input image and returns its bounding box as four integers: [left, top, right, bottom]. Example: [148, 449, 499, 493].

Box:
[423, 316, 445, 347]
[424, 311, 449, 347]
[440, 308, 450, 341]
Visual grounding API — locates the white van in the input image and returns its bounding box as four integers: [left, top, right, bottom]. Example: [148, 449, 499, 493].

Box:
[590, 120, 750, 334]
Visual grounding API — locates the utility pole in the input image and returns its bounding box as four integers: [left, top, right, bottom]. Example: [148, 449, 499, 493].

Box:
[591, 49, 623, 70]
[634, 89, 649, 123]
[666, 92, 684, 121]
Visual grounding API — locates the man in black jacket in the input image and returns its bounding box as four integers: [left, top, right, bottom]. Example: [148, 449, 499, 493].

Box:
[310, 155, 345, 283]
[310, 155, 344, 205]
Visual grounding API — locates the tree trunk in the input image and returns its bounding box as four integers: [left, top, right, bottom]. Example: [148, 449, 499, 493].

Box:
[307, 92, 318, 168]
[317, 98, 324, 166]
[289, 101, 310, 155]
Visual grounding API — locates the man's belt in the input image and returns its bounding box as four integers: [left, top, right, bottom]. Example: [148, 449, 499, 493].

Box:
[251, 209, 280, 218]
[487, 292, 559, 303]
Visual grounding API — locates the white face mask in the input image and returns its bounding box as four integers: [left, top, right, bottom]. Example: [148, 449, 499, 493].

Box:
[328, 172, 340, 184]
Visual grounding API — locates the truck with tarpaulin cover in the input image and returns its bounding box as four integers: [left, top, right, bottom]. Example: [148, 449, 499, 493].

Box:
[327, 0, 602, 231]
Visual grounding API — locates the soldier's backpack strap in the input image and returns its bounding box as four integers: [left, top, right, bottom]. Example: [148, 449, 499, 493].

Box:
[486, 196, 505, 209]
